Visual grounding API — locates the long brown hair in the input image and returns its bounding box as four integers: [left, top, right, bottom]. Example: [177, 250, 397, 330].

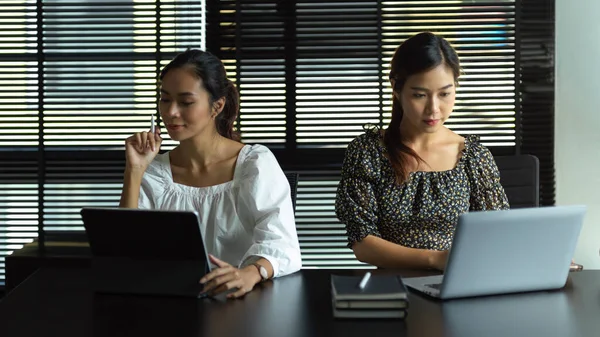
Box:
[384, 32, 461, 183]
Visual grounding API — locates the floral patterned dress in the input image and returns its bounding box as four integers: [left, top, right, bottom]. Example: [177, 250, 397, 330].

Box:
[335, 128, 510, 250]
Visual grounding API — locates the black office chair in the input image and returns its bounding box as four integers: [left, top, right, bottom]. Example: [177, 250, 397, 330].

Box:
[284, 172, 299, 214]
[494, 155, 540, 208]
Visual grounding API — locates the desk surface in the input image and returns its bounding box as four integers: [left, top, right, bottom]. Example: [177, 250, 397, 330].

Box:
[0, 267, 599, 337]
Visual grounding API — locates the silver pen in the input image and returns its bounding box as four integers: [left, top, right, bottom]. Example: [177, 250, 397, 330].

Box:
[358, 272, 371, 289]
[150, 114, 155, 134]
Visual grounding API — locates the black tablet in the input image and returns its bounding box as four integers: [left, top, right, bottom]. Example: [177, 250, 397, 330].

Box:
[81, 207, 211, 298]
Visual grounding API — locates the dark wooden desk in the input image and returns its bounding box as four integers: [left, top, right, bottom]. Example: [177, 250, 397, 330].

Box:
[0, 267, 599, 337]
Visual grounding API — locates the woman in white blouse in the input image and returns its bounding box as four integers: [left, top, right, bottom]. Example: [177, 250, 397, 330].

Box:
[118, 49, 302, 299]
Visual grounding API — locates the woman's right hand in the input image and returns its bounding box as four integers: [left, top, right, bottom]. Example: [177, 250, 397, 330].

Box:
[124, 127, 162, 172]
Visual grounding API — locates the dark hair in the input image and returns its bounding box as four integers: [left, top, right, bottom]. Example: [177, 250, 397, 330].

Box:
[159, 49, 240, 141]
[385, 32, 461, 183]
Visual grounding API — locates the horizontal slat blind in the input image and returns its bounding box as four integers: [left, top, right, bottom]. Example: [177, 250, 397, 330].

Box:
[0, 0, 205, 284]
[295, 170, 369, 268]
[44, 156, 124, 232]
[237, 2, 287, 147]
[42, 0, 204, 150]
[293, 1, 379, 267]
[44, 1, 149, 148]
[296, 1, 381, 148]
[0, 1, 37, 147]
[210, 0, 238, 133]
[0, 2, 39, 286]
[227, 1, 517, 149]
[0, 60, 38, 147]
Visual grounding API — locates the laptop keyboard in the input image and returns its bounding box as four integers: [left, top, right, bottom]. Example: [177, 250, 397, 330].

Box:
[426, 283, 442, 290]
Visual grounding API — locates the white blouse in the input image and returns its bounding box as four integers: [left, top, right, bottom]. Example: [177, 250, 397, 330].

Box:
[137, 144, 302, 278]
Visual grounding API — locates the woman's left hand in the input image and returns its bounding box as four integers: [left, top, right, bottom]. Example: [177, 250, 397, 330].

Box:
[200, 254, 261, 299]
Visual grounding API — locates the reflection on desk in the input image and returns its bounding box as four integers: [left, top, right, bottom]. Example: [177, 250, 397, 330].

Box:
[0, 268, 599, 337]
[442, 289, 580, 337]
[194, 272, 407, 337]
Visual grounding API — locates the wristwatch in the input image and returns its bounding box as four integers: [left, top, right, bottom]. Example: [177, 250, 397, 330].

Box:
[252, 262, 269, 282]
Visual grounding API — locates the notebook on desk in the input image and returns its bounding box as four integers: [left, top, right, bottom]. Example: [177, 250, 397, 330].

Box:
[331, 274, 408, 301]
[81, 207, 212, 299]
[331, 273, 409, 319]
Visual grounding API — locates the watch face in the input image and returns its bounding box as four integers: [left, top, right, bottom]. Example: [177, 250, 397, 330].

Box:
[259, 266, 268, 279]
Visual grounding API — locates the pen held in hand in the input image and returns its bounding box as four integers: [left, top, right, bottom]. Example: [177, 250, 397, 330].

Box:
[358, 272, 371, 289]
[150, 114, 155, 134]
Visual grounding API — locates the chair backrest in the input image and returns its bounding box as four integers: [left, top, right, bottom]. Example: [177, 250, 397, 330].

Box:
[284, 172, 299, 213]
[494, 155, 540, 208]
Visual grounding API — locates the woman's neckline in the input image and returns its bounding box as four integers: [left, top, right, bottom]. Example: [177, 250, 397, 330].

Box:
[161, 144, 251, 191]
[367, 127, 474, 176]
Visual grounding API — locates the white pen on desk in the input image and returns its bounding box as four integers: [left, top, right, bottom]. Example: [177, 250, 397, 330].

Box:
[358, 272, 371, 290]
[150, 114, 155, 134]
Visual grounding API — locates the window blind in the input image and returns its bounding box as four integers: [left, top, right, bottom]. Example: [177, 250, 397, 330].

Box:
[295, 1, 381, 148]
[236, 1, 288, 147]
[215, 0, 523, 268]
[0, 0, 206, 285]
[295, 169, 370, 268]
[0, 1, 39, 286]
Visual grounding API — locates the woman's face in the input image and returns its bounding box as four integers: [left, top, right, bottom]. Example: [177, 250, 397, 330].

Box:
[395, 64, 456, 134]
[159, 67, 221, 142]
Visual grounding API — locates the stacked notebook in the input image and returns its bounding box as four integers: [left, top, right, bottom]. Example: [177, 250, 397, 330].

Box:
[331, 273, 409, 319]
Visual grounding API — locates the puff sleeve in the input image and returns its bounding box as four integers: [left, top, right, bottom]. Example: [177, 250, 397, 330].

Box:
[465, 139, 511, 211]
[236, 146, 302, 278]
[335, 133, 383, 247]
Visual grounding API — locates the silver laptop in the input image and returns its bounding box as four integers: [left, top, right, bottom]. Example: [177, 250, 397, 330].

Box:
[403, 205, 586, 300]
